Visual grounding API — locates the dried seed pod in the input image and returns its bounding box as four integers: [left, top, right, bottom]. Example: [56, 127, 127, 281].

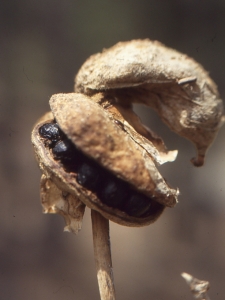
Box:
[31, 41, 224, 298]
[75, 39, 224, 166]
[32, 93, 178, 229]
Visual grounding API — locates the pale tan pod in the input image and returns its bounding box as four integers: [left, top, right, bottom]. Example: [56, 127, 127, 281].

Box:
[49, 93, 178, 207]
[32, 115, 164, 228]
[31, 93, 179, 228]
[75, 39, 224, 166]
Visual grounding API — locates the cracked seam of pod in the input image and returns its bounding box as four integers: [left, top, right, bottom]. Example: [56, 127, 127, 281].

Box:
[31, 93, 178, 232]
[75, 39, 224, 167]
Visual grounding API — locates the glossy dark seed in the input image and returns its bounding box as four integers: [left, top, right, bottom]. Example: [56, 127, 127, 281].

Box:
[100, 178, 129, 209]
[52, 140, 75, 162]
[124, 193, 151, 217]
[77, 162, 101, 191]
[39, 123, 63, 143]
[41, 122, 154, 218]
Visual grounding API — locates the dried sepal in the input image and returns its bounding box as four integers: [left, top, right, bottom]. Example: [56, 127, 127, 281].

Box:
[40, 174, 86, 234]
[75, 39, 224, 166]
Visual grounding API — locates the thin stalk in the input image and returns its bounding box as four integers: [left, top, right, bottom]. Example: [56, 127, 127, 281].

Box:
[91, 210, 116, 300]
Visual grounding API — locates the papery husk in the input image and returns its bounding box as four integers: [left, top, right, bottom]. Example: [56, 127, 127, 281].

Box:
[75, 39, 224, 166]
[40, 174, 85, 234]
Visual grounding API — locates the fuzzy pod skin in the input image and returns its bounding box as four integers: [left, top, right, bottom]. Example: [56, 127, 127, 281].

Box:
[49, 93, 178, 207]
[75, 39, 224, 166]
[31, 93, 179, 229]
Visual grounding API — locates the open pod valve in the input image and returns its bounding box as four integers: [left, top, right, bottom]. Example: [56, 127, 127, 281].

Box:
[32, 93, 179, 232]
[32, 40, 224, 233]
[31, 40, 224, 300]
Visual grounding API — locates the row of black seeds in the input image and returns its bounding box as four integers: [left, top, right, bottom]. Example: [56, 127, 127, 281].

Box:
[39, 122, 152, 217]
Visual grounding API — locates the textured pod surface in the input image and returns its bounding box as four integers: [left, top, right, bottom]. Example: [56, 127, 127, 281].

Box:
[75, 39, 224, 166]
[49, 93, 178, 207]
[31, 93, 179, 228]
[32, 117, 164, 227]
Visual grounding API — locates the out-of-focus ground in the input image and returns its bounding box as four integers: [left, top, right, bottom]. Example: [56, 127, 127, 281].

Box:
[1, 1, 225, 299]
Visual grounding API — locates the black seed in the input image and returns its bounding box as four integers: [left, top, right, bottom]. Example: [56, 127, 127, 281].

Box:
[77, 162, 101, 191]
[124, 193, 151, 217]
[52, 140, 75, 162]
[39, 123, 64, 143]
[40, 124, 152, 219]
[100, 178, 129, 209]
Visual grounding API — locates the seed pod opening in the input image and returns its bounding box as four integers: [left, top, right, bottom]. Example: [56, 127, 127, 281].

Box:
[32, 93, 179, 228]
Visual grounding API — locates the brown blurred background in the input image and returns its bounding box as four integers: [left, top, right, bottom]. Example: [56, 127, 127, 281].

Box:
[1, 1, 225, 299]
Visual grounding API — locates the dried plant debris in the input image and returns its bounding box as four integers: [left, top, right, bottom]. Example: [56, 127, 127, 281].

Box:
[75, 39, 224, 166]
[40, 174, 85, 234]
[181, 272, 210, 300]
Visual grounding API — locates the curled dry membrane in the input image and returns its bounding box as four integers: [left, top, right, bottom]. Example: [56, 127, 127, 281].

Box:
[32, 39, 224, 233]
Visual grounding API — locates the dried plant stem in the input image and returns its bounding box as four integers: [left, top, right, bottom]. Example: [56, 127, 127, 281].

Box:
[91, 210, 116, 300]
